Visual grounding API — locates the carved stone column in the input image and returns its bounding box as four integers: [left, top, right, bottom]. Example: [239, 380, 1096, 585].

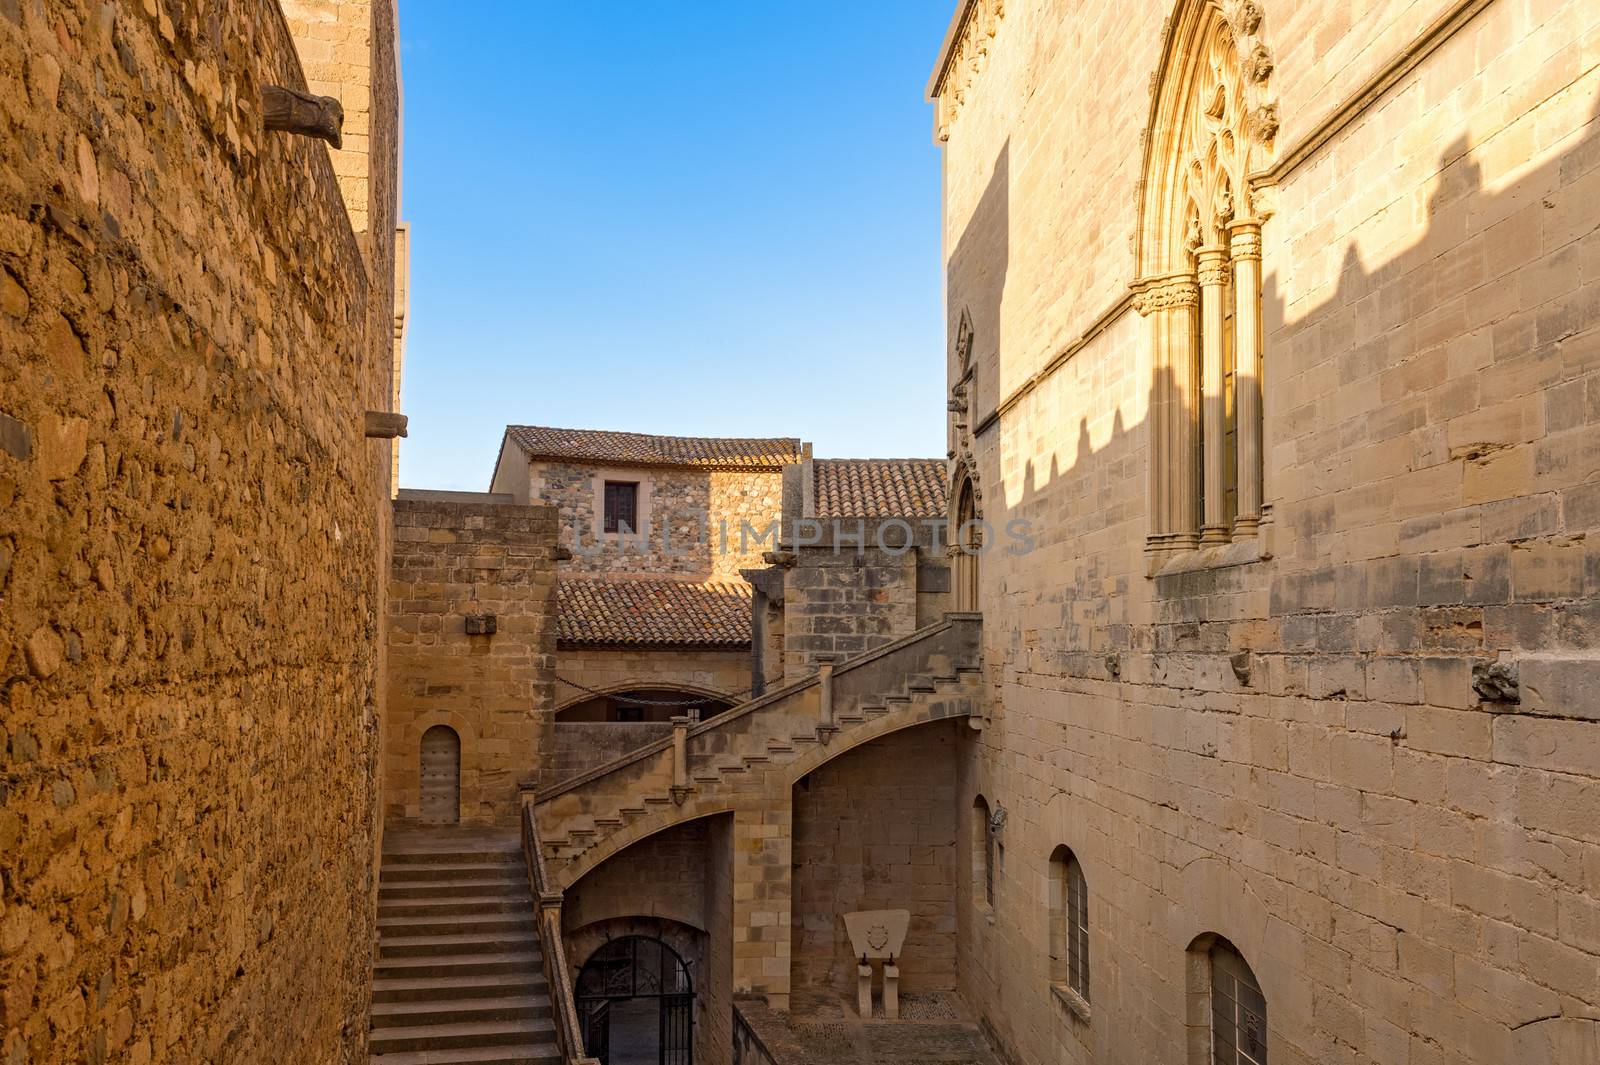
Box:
[1195, 246, 1231, 546]
[1135, 274, 1201, 558]
[1229, 221, 1263, 537]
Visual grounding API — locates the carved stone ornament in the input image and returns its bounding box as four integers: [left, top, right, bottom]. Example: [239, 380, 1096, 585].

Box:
[1233, 0, 1263, 35]
[1132, 275, 1200, 316]
[262, 85, 344, 149]
[843, 909, 910, 961]
[955, 308, 975, 373]
[934, 0, 1009, 141]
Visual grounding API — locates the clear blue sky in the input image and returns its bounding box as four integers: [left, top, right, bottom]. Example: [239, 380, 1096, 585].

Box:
[396, 2, 954, 491]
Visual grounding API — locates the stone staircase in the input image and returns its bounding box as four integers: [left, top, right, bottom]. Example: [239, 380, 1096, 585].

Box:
[370, 828, 562, 1065]
[532, 614, 983, 886]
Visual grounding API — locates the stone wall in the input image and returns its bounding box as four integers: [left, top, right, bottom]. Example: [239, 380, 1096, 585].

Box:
[555, 646, 754, 713]
[526, 461, 783, 580]
[0, 0, 398, 1059]
[937, 1, 1600, 1063]
[548, 721, 674, 783]
[386, 496, 557, 825]
[791, 721, 960, 1008]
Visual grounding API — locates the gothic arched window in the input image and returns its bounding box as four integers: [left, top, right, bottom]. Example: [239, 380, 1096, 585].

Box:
[1133, 0, 1277, 563]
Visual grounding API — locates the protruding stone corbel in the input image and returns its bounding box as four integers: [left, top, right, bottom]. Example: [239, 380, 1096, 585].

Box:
[364, 411, 408, 439]
[262, 85, 344, 148]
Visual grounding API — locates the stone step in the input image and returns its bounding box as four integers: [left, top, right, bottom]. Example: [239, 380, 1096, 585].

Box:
[371, 1042, 561, 1065]
[374, 952, 542, 980]
[373, 971, 549, 1004]
[371, 995, 552, 1029]
[379, 897, 529, 918]
[379, 933, 541, 959]
[381, 879, 527, 900]
[381, 863, 527, 883]
[380, 913, 536, 938]
[368, 1016, 557, 1055]
[382, 850, 521, 866]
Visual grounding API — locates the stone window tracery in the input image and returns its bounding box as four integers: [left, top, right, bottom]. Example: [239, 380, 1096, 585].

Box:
[1134, 0, 1276, 564]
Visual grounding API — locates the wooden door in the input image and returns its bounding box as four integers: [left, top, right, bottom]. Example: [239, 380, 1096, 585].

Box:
[419, 725, 460, 824]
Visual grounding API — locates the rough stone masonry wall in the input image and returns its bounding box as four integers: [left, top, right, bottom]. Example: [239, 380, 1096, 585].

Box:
[387, 498, 558, 825]
[791, 721, 960, 1008]
[0, 0, 396, 1061]
[781, 545, 920, 683]
[532, 461, 783, 580]
[941, 1, 1600, 1064]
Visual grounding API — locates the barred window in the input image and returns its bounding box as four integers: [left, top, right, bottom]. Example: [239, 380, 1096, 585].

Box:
[1049, 846, 1090, 1006]
[603, 481, 638, 534]
[1211, 940, 1266, 1065]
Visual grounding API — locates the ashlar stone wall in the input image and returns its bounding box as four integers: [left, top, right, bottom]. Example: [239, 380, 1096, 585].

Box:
[937, 1, 1600, 1064]
[791, 720, 961, 1008]
[386, 496, 558, 825]
[0, 0, 398, 1060]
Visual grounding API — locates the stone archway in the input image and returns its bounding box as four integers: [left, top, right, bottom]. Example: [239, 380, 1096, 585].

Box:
[576, 935, 695, 1065]
[954, 471, 981, 612]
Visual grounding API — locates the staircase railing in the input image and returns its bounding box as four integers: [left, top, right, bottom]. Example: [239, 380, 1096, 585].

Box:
[521, 797, 600, 1065]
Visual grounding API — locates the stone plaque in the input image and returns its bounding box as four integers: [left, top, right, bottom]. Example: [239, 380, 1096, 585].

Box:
[843, 909, 910, 960]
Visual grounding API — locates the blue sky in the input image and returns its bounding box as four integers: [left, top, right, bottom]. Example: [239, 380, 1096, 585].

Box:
[395, 1, 954, 491]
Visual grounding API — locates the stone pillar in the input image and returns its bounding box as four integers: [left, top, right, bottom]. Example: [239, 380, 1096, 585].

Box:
[1135, 274, 1201, 558]
[817, 659, 835, 734]
[1229, 220, 1263, 537]
[732, 801, 792, 1010]
[670, 716, 691, 805]
[1196, 246, 1231, 546]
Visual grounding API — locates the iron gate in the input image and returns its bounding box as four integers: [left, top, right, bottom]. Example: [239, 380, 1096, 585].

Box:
[576, 936, 694, 1065]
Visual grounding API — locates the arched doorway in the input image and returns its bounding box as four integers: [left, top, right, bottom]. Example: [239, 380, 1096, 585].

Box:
[954, 472, 981, 612]
[418, 725, 460, 825]
[577, 936, 694, 1065]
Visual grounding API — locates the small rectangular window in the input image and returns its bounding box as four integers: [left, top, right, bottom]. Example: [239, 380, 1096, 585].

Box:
[603, 481, 638, 534]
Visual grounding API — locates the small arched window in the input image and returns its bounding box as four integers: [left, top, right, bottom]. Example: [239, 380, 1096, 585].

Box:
[973, 796, 994, 908]
[1210, 938, 1266, 1065]
[1048, 846, 1089, 1006]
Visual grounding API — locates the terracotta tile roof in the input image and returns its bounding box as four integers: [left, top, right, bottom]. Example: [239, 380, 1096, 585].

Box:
[814, 459, 948, 519]
[506, 425, 804, 470]
[557, 577, 753, 648]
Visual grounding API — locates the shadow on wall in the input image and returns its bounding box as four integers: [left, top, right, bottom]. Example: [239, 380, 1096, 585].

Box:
[947, 140, 1010, 463]
[955, 81, 1600, 1063]
[983, 90, 1600, 641]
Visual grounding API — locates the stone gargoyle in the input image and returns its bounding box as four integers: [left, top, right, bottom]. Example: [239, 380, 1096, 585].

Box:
[262, 85, 344, 149]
